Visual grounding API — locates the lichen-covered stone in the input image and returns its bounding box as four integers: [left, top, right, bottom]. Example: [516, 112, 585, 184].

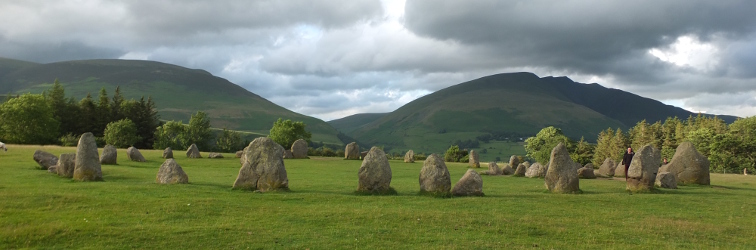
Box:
[626, 144, 662, 192]
[597, 158, 617, 177]
[513, 163, 527, 177]
[469, 150, 480, 168]
[291, 139, 308, 159]
[208, 152, 224, 158]
[404, 150, 415, 163]
[33, 150, 58, 170]
[485, 162, 502, 175]
[73, 132, 103, 181]
[659, 142, 710, 185]
[419, 154, 451, 196]
[57, 153, 76, 178]
[357, 147, 393, 194]
[127, 146, 146, 162]
[100, 145, 117, 165]
[283, 150, 293, 159]
[232, 138, 289, 192]
[525, 162, 546, 178]
[345, 142, 360, 160]
[186, 144, 201, 158]
[452, 169, 484, 196]
[655, 172, 677, 189]
[544, 143, 580, 193]
[156, 159, 189, 184]
[163, 147, 174, 159]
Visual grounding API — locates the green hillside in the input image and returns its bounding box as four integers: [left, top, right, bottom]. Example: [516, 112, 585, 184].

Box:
[346, 72, 737, 155]
[0, 58, 342, 145]
[327, 113, 387, 134]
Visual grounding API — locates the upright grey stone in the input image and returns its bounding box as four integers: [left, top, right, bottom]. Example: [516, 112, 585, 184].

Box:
[291, 139, 308, 159]
[345, 142, 360, 160]
[626, 144, 662, 192]
[163, 147, 174, 159]
[597, 158, 617, 177]
[127, 147, 146, 162]
[156, 159, 189, 184]
[57, 153, 76, 178]
[100, 145, 117, 165]
[513, 163, 527, 177]
[283, 150, 293, 159]
[235, 150, 243, 158]
[73, 132, 103, 181]
[614, 162, 626, 178]
[419, 154, 451, 196]
[544, 143, 580, 193]
[233, 138, 289, 191]
[469, 150, 480, 168]
[501, 164, 514, 175]
[508, 155, 520, 170]
[485, 162, 502, 175]
[186, 144, 201, 158]
[659, 142, 710, 185]
[525, 162, 546, 178]
[452, 169, 484, 196]
[655, 172, 677, 189]
[577, 166, 596, 179]
[404, 150, 415, 163]
[33, 150, 58, 170]
[357, 147, 393, 194]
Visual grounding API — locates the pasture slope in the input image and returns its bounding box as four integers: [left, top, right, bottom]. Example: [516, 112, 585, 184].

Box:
[1, 145, 754, 249]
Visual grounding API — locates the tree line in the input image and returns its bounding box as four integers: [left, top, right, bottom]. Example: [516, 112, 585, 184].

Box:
[524, 114, 756, 174]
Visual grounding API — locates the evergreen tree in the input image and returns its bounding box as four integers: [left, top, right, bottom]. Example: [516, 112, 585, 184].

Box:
[78, 93, 97, 135]
[186, 111, 213, 149]
[111, 86, 125, 121]
[591, 128, 614, 166]
[95, 88, 111, 136]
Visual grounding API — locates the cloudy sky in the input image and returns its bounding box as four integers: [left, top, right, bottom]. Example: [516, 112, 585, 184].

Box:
[2, 0, 756, 120]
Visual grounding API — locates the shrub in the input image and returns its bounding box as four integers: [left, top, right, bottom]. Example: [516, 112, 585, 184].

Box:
[103, 119, 141, 148]
[59, 133, 78, 146]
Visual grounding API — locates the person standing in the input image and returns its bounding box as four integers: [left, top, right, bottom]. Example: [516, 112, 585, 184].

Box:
[621, 147, 634, 180]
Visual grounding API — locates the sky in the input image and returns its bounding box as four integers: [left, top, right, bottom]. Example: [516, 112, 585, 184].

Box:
[2, 0, 756, 121]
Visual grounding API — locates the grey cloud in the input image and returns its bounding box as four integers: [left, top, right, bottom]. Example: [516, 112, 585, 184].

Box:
[0, 38, 123, 63]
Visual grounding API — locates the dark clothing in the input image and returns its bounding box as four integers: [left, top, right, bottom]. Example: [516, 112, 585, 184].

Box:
[622, 152, 634, 178]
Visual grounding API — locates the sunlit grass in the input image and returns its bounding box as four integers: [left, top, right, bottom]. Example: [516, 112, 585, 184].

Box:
[1, 145, 754, 249]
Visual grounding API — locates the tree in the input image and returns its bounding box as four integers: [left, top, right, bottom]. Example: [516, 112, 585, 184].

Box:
[121, 96, 160, 148]
[153, 121, 188, 150]
[103, 119, 141, 148]
[216, 128, 243, 153]
[0, 94, 60, 144]
[268, 118, 312, 149]
[591, 128, 614, 166]
[185, 111, 213, 149]
[571, 136, 594, 165]
[78, 93, 97, 135]
[95, 88, 111, 136]
[524, 126, 571, 164]
[111, 86, 125, 121]
[444, 145, 462, 162]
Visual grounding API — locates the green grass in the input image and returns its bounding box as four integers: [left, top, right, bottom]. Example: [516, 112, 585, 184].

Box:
[2, 145, 755, 249]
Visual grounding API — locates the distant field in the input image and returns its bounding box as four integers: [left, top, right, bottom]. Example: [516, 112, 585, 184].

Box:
[1, 145, 755, 249]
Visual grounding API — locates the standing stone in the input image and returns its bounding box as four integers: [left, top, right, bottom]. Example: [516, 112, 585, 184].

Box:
[614, 162, 626, 178]
[57, 153, 76, 178]
[626, 144, 662, 192]
[163, 147, 174, 159]
[501, 164, 514, 175]
[452, 169, 484, 196]
[291, 139, 308, 159]
[100, 145, 117, 165]
[583, 163, 594, 169]
[156, 159, 189, 184]
[658, 142, 710, 185]
[655, 172, 677, 189]
[345, 142, 360, 160]
[577, 166, 596, 179]
[233, 137, 289, 191]
[419, 154, 451, 196]
[235, 150, 243, 158]
[508, 155, 520, 170]
[404, 150, 415, 163]
[283, 150, 293, 159]
[597, 158, 617, 177]
[544, 143, 580, 193]
[485, 162, 502, 175]
[469, 150, 480, 168]
[513, 163, 527, 177]
[73, 132, 103, 181]
[127, 147, 146, 162]
[525, 162, 546, 178]
[186, 144, 202, 158]
[360, 151, 368, 159]
[33, 150, 58, 170]
[745, 168, 749, 175]
[208, 152, 224, 158]
[357, 147, 394, 194]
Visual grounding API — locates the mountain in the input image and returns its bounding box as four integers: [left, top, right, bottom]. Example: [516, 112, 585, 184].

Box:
[328, 113, 387, 134]
[0, 57, 342, 145]
[344, 72, 737, 154]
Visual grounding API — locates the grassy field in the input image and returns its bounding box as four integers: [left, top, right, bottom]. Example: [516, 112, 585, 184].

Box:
[1, 144, 755, 249]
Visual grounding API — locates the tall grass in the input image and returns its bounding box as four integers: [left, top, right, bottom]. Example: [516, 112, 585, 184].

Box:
[1, 145, 754, 249]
